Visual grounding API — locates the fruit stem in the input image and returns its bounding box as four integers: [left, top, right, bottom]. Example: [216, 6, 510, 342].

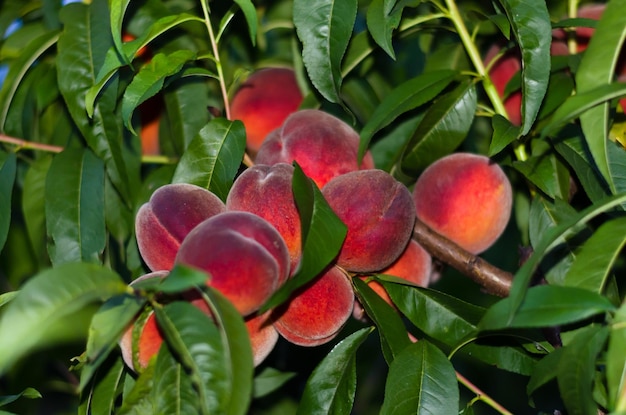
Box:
[567, 0, 580, 55]
[0, 134, 64, 153]
[200, 0, 231, 120]
[457, 371, 514, 415]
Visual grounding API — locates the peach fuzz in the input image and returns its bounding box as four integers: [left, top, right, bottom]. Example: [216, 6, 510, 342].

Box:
[135, 183, 226, 272]
[362, 239, 432, 307]
[273, 265, 354, 347]
[413, 153, 512, 255]
[321, 169, 415, 273]
[175, 211, 290, 316]
[255, 109, 375, 189]
[230, 67, 303, 154]
[226, 163, 301, 272]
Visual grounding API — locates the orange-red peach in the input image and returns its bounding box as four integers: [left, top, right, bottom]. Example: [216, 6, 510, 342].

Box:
[255, 109, 375, 189]
[413, 153, 512, 254]
[230, 67, 303, 154]
[226, 163, 301, 272]
[321, 169, 415, 273]
[120, 310, 163, 372]
[175, 211, 290, 316]
[245, 311, 279, 366]
[135, 183, 226, 272]
[273, 265, 354, 347]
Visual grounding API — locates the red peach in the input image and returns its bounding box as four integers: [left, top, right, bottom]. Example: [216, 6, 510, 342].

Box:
[245, 311, 279, 366]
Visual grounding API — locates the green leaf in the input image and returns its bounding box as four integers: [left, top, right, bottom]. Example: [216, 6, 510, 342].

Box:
[608, 302, 626, 412]
[122, 49, 197, 134]
[171, 118, 246, 201]
[478, 285, 615, 331]
[489, 114, 520, 156]
[163, 78, 212, 151]
[157, 265, 208, 294]
[84, 357, 126, 415]
[353, 277, 411, 364]
[0, 292, 17, 308]
[562, 216, 626, 292]
[253, 368, 297, 399]
[512, 154, 564, 199]
[0, 387, 41, 407]
[380, 340, 459, 414]
[57, 0, 131, 202]
[366, 0, 402, 59]
[293, 0, 358, 103]
[557, 325, 609, 415]
[45, 148, 106, 266]
[526, 347, 563, 397]
[401, 80, 477, 174]
[155, 301, 229, 415]
[152, 345, 201, 415]
[575, 0, 626, 192]
[21, 156, 52, 266]
[118, 361, 155, 415]
[297, 327, 373, 415]
[508, 192, 626, 321]
[108, 0, 131, 63]
[261, 164, 347, 311]
[498, 0, 551, 135]
[359, 71, 457, 164]
[80, 294, 146, 391]
[0, 262, 126, 375]
[0, 30, 59, 130]
[0, 152, 16, 254]
[233, 0, 257, 46]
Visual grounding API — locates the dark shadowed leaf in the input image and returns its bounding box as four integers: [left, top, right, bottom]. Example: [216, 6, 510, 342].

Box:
[0, 388, 41, 407]
[45, 148, 105, 266]
[21, 156, 52, 267]
[526, 347, 563, 398]
[293, 0, 357, 103]
[171, 118, 246, 201]
[380, 340, 459, 414]
[0, 151, 16, 254]
[83, 357, 126, 415]
[575, 0, 626, 192]
[478, 285, 614, 331]
[118, 361, 156, 415]
[558, 325, 609, 415]
[233, 0, 257, 45]
[607, 303, 626, 412]
[297, 327, 373, 415]
[0, 262, 126, 374]
[498, 0, 551, 134]
[401, 80, 477, 175]
[253, 368, 297, 399]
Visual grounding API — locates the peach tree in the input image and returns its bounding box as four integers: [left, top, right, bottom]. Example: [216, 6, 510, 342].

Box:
[1, 0, 626, 414]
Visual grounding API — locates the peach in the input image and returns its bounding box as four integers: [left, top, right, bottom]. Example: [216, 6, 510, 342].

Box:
[361, 239, 432, 307]
[413, 153, 512, 254]
[175, 211, 290, 316]
[138, 95, 161, 156]
[135, 183, 226, 272]
[230, 67, 303, 154]
[245, 311, 279, 366]
[226, 163, 301, 272]
[255, 109, 375, 188]
[273, 265, 354, 347]
[321, 169, 415, 273]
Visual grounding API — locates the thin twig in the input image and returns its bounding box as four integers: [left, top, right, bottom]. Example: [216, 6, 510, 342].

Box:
[457, 370, 514, 415]
[0, 134, 64, 153]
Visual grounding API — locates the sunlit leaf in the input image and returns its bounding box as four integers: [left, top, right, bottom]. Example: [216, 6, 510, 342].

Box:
[608, 302, 626, 412]
[293, 0, 358, 103]
[297, 327, 373, 415]
[366, 0, 402, 59]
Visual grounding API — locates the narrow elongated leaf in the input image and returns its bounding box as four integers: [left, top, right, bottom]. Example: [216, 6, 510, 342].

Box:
[498, 0, 551, 134]
[608, 302, 626, 412]
[575, 0, 626, 191]
[293, 0, 358, 103]
[122, 50, 196, 134]
[401, 80, 477, 174]
[21, 156, 52, 266]
[380, 340, 459, 414]
[253, 368, 297, 399]
[233, 0, 257, 45]
[171, 118, 246, 201]
[163, 78, 212, 151]
[359, 71, 457, 163]
[152, 346, 200, 415]
[297, 327, 373, 415]
[489, 115, 520, 156]
[108, 0, 131, 62]
[57, 0, 131, 201]
[118, 362, 155, 415]
[45, 148, 105, 266]
[527, 347, 563, 397]
[353, 277, 410, 364]
[155, 301, 229, 415]
[512, 154, 564, 199]
[479, 285, 615, 331]
[557, 325, 609, 415]
[0, 388, 41, 407]
[508, 192, 626, 321]
[0, 262, 126, 374]
[0, 151, 16, 254]
[562, 216, 626, 292]
[366, 0, 402, 59]
[261, 165, 346, 311]
[85, 357, 126, 415]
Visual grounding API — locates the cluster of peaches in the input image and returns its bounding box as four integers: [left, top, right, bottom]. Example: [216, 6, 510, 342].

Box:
[120, 68, 513, 372]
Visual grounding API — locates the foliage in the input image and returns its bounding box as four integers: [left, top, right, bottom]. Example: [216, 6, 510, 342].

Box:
[1, 0, 626, 414]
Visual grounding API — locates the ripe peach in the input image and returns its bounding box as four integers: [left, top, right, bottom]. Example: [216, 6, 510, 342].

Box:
[245, 311, 279, 366]
[135, 183, 226, 272]
[175, 211, 290, 316]
[413, 153, 512, 254]
[321, 169, 415, 273]
[362, 239, 432, 306]
[226, 163, 301, 272]
[138, 95, 161, 156]
[255, 109, 375, 188]
[230, 67, 303, 154]
[273, 265, 354, 347]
